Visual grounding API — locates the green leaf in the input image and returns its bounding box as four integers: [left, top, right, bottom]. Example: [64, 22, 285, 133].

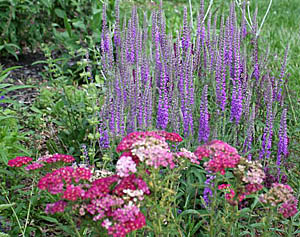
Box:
[0, 168, 13, 176]
[38, 215, 59, 224]
[239, 231, 251, 236]
[179, 209, 209, 218]
[250, 223, 265, 228]
[0, 232, 10, 237]
[0, 203, 15, 211]
[0, 150, 8, 164]
[30, 106, 43, 114]
[72, 20, 86, 30]
[31, 60, 48, 66]
[64, 15, 72, 37]
[54, 8, 66, 18]
[5, 85, 34, 92]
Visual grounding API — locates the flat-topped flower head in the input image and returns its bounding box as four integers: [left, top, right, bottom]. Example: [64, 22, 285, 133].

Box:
[278, 196, 298, 218]
[73, 167, 92, 182]
[45, 200, 67, 214]
[116, 156, 137, 177]
[260, 183, 298, 218]
[38, 154, 75, 164]
[194, 140, 241, 175]
[194, 145, 210, 160]
[131, 136, 175, 169]
[119, 151, 140, 165]
[153, 130, 183, 142]
[176, 148, 200, 164]
[8, 156, 33, 167]
[38, 170, 67, 194]
[207, 140, 238, 154]
[25, 162, 44, 171]
[116, 131, 164, 152]
[260, 183, 296, 206]
[62, 184, 85, 201]
[84, 175, 120, 199]
[107, 211, 146, 237]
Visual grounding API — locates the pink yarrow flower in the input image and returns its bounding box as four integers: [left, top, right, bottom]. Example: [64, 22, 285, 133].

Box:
[176, 148, 200, 164]
[8, 156, 33, 167]
[218, 184, 231, 190]
[62, 184, 85, 201]
[45, 200, 67, 214]
[199, 140, 241, 175]
[131, 136, 175, 169]
[116, 156, 137, 177]
[41, 154, 75, 164]
[153, 130, 183, 142]
[25, 162, 44, 170]
[116, 131, 164, 153]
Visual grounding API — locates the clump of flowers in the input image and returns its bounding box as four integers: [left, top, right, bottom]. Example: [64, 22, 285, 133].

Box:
[7, 154, 76, 170]
[116, 131, 183, 171]
[116, 131, 182, 153]
[7, 131, 186, 237]
[116, 156, 137, 177]
[131, 136, 175, 169]
[194, 140, 241, 175]
[260, 183, 298, 218]
[7, 156, 32, 167]
[234, 157, 265, 199]
[37, 154, 75, 164]
[175, 148, 200, 165]
[36, 164, 149, 237]
[194, 141, 266, 206]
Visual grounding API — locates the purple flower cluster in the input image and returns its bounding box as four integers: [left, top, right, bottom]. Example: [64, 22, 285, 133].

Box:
[96, 1, 288, 163]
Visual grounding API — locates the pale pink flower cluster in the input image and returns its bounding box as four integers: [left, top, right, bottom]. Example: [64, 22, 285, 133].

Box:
[131, 136, 175, 169]
[232, 157, 265, 201]
[116, 156, 137, 177]
[239, 159, 265, 185]
[260, 183, 298, 218]
[176, 148, 200, 164]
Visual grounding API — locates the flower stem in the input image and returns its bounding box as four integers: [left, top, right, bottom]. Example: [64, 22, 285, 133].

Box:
[0, 184, 25, 236]
[66, 213, 82, 237]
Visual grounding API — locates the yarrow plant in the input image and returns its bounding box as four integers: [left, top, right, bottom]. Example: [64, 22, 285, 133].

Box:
[7, 131, 190, 236]
[7, 133, 298, 236]
[260, 183, 298, 218]
[193, 140, 297, 214]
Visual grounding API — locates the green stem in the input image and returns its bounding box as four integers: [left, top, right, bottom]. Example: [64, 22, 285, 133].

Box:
[66, 213, 81, 237]
[209, 188, 216, 237]
[287, 219, 293, 236]
[0, 184, 25, 236]
[24, 177, 36, 233]
[257, 0, 273, 37]
[263, 208, 273, 237]
[285, 83, 297, 125]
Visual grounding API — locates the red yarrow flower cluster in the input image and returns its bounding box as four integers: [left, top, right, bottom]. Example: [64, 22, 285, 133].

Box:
[38, 167, 91, 194]
[76, 174, 149, 237]
[8, 156, 32, 167]
[38, 154, 75, 164]
[198, 140, 241, 175]
[116, 131, 182, 153]
[130, 136, 176, 169]
[45, 200, 68, 214]
[8, 154, 75, 171]
[38, 163, 150, 237]
[24, 162, 44, 171]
